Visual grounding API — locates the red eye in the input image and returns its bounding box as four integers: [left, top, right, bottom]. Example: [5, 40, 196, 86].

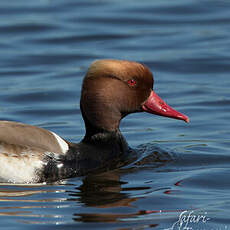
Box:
[128, 79, 136, 86]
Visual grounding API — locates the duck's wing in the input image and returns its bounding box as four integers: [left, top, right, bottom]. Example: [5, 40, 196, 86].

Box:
[0, 121, 69, 154]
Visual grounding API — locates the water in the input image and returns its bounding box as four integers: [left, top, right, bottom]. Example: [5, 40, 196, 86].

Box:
[0, 0, 230, 229]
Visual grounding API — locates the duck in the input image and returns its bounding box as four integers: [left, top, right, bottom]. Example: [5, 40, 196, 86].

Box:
[0, 59, 189, 183]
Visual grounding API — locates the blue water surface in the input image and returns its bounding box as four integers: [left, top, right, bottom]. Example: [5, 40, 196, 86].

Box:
[0, 0, 230, 229]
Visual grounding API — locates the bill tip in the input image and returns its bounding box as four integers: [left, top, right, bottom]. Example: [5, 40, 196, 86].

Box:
[184, 117, 190, 123]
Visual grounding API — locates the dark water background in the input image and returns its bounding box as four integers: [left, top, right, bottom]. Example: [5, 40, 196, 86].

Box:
[0, 0, 230, 229]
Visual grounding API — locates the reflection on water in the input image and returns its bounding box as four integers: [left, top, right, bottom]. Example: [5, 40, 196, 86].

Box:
[0, 145, 175, 224]
[1, 141, 229, 229]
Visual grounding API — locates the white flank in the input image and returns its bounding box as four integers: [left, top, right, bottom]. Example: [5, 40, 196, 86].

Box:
[51, 131, 69, 153]
[0, 153, 44, 184]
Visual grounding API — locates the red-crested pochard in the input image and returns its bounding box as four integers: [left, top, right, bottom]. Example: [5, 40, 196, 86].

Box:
[0, 60, 189, 183]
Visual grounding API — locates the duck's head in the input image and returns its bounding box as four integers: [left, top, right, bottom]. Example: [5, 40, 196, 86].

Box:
[80, 59, 189, 135]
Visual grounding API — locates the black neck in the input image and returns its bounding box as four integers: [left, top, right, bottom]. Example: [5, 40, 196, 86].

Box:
[82, 128, 128, 154]
[80, 102, 129, 155]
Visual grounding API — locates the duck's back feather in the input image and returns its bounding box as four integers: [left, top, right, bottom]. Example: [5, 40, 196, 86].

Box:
[0, 121, 68, 154]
